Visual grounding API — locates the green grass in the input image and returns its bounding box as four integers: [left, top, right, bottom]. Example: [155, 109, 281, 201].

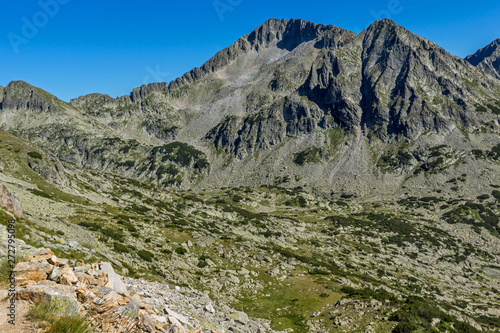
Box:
[293, 147, 322, 165]
[238, 273, 342, 333]
[0, 256, 12, 288]
[28, 301, 93, 333]
[325, 127, 344, 151]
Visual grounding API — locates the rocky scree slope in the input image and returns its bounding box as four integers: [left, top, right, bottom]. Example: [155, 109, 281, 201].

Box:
[0, 130, 499, 332]
[2, 243, 278, 333]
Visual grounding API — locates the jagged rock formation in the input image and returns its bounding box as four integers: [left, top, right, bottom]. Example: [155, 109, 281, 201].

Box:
[0, 19, 499, 195]
[466, 38, 500, 80]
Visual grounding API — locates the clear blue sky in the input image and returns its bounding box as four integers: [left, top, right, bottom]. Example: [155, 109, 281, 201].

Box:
[1, 0, 499, 101]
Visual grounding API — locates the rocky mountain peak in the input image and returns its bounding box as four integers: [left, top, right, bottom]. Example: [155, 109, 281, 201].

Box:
[245, 18, 288, 49]
[168, 18, 355, 93]
[466, 38, 500, 65]
[466, 38, 500, 79]
[1, 80, 63, 114]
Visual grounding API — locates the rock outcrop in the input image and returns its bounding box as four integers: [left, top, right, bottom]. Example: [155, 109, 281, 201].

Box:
[10, 246, 280, 333]
[0, 81, 62, 114]
[0, 182, 22, 217]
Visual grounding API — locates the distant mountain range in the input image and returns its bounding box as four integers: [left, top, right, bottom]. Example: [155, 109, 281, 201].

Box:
[1, 18, 499, 197]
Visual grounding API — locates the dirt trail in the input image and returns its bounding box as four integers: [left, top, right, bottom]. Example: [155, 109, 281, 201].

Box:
[0, 290, 40, 332]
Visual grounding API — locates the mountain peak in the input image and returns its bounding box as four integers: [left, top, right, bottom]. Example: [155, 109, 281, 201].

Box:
[466, 38, 500, 79]
[371, 18, 398, 27]
[167, 18, 355, 92]
[363, 18, 406, 36]
[7, 80, 32, 89]
[246, 17, 346, 51]
[1, 80, 66, 113]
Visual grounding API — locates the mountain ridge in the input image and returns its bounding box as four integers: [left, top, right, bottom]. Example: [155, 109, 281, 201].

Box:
[1, 18, 499, 196]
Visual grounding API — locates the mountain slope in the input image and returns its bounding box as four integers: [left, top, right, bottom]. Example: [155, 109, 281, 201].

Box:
[0, 127, 499, 332]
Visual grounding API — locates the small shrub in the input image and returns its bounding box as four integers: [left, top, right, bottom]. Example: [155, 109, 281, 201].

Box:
[293, 147, 321, 165]
[113, 242, 130, 253]
[27, 151, 43, 159]
[477, 194, 490, 201]
[492, 190, 500, 200]
[175, 247, 187, 255]
[476, 105, 487, 112]
[137, 249, 154, 262]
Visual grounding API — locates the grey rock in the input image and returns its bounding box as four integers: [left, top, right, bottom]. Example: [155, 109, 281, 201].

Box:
[49, 266, 62, 281]
[227, 311, 249, 325]
[67, 240, 79, 248]
[16, 284, 79, 315]
[196, 236, 216, 247]
[73, 266, 90, 273]
[165, 308, 192, 327]
[118, 297, 140, 319]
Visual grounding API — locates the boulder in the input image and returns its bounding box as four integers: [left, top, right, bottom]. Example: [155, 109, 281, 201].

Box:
[166, 316, 187, 333]
[165, 308, 192, 327]
[48, 255, 69, 267]
[227, 311, 249, 325]
[49, 266, 63, 281]
[118, 297, 140, 319]
[99, 262, 127, 292]
[75, 272, 100, 285]
[28, 248, 55, 262]
[74, 266, 90, 273]
[68, 240, 79, 248]
[13, 261, 49, 285]
[0, 183, 23, 217]
[196, 235, 216, 247]
[16, 284, 79, 315]
[59, 266, 78, 285]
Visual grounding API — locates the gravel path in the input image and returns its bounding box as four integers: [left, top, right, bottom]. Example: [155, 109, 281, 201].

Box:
[0, 290, 40, 333]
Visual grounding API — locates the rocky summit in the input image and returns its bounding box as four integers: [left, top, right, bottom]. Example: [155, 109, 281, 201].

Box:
[0, 18, 499, 332]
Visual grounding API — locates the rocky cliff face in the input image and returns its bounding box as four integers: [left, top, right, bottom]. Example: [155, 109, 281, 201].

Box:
[0, 81, 63, 114]
[466, 38, 500, 80]
[0, 19, 499, 195]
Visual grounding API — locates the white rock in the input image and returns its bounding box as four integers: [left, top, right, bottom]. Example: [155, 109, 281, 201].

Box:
[99, 262, 127, 292]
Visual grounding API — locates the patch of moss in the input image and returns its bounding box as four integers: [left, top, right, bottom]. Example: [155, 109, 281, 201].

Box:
[293, 147, 321, 165]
